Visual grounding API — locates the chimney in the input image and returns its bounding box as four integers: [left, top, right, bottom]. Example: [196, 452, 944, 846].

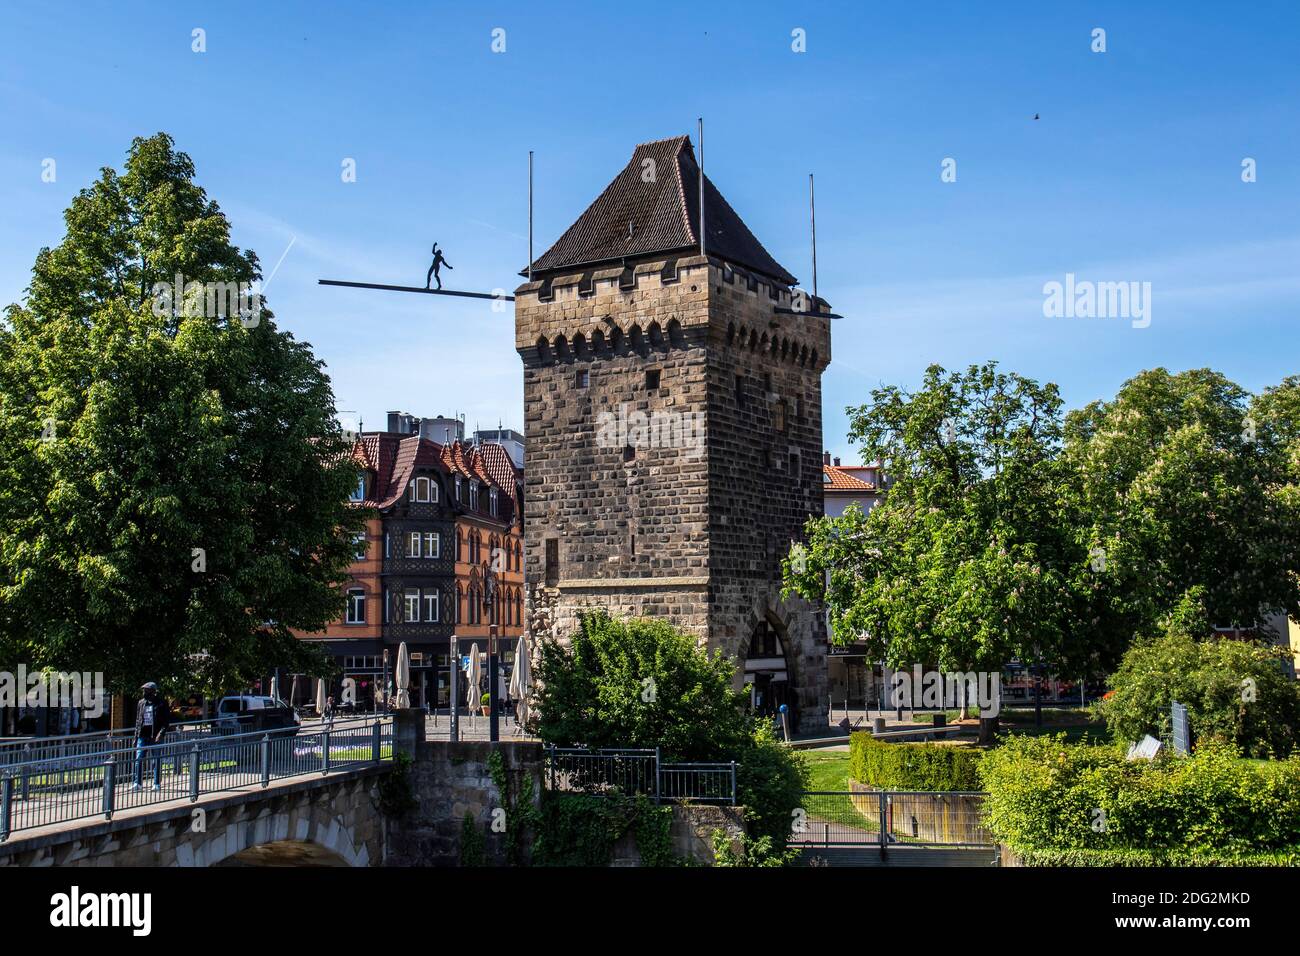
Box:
[833, 457, 841, 466]
[386, 411, 402, 433]
[823, 451, 831, 466]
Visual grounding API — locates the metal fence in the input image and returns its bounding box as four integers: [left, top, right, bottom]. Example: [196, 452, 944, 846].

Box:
[545, 747, 736, 804]
[0, 717, 392, 841]
[0, 717, 242, 771]
[790, 790, 993, 853]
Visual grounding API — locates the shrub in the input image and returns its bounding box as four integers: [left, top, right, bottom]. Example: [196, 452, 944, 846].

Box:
[533, 793, 675, 867]
[535, 611, 809, 859]
[849, 733, 982, 790]
[735, 720, 810, 848]
[1098, 602, 1300, 758]
[535, 612, 751, 759]
[980, 734, 1300, 861]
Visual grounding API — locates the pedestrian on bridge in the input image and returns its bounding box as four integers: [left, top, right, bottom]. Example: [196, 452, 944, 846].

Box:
[133, 682, 172, 791]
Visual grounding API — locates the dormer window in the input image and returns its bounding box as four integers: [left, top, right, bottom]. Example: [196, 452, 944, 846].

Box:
[410, 476, 436, 503]
[350, 475, 366, 502]
[490, 488, 499, 517]
[455, 476, 463, 502]
[470, 482, 480, 511]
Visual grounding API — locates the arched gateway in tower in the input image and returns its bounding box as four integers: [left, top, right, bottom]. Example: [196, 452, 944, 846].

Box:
[515, 135, 833, 733]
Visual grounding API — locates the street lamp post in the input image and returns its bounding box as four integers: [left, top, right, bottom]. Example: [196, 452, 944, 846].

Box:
[485, 565, 500, 742]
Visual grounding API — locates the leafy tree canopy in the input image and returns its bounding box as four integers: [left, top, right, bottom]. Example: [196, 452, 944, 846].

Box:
[785, 363, 1300, 683]
[1064, 367, 1300, 636]
[0, 133, 362, 696]
[785, 362, 1085, 674]
[1099, 588, 1300, 758]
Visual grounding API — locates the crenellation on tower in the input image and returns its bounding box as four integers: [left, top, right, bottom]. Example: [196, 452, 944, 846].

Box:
[515, 136, 831, 731]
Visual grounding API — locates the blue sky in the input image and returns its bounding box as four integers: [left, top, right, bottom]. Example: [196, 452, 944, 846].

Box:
[2, 1, 1296, 463]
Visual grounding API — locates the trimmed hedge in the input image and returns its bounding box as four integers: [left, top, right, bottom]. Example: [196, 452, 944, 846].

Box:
[1009, 847, 1300, 867]
[848, 732, 983, 791]
[980, 734, 1300, 864]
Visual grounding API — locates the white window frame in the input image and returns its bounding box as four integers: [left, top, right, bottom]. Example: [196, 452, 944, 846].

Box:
[407, 532, 421, 558]
[411, 476, 435, 503]
[490, 488, 499, 517]
[345, 588, 365, 625]
[404, 588, 420, 622]
[352, 531, 367, 559]
[350, 476, 366, 502]
[423, 590, 439, 622]
[470, 483, 479, 511]
[423, 531, 440, 559]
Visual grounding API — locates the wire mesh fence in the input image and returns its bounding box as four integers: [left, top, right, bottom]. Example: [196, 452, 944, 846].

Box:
[790, 789, 993, 851]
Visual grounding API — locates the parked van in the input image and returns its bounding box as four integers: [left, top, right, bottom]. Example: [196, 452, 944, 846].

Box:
[214, 695, 299, 737]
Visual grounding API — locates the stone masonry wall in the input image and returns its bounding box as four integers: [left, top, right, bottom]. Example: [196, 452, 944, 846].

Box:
[516, 255, 831, 732]
[384, 710, 544, 866]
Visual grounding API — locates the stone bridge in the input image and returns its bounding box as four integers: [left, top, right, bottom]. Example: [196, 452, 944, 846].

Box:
[0, 766, 388, 867]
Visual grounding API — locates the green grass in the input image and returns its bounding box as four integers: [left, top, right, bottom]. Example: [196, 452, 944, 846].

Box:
[804, 751, 851, 790]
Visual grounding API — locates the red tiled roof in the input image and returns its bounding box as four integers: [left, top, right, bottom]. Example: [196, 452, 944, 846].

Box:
[823, 464, 876, 491]
[476, 441, 522, 506]
[348, 433, 516, 522]
[527, 136, 798, 286]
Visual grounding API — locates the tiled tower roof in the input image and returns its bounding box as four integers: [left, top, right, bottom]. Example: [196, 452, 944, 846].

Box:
[526, 135, 797, 286]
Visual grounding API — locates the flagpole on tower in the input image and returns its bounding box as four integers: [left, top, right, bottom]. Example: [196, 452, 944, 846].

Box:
[809, 172, 818, 303]
[697, 118, 705, 260]
[528, 150, 534, 282]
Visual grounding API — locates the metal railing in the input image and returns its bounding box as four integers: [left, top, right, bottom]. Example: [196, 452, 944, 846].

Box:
[0, 715, 268, 769]
[0, 717, 392, 841]
[545, 747, 736, 805]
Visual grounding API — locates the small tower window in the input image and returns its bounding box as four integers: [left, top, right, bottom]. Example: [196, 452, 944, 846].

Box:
[576, 370, 590, 388]
[646, 369, 661, 390]
[544, 539, 559, 584]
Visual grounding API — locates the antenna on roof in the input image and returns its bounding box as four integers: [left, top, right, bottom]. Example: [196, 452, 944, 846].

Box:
[528, 150, 534, 282]
[809, 173, 818, 302]
[697, 118, 706, 260]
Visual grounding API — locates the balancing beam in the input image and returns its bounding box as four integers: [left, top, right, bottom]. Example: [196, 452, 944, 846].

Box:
[319, 279, 514, 301]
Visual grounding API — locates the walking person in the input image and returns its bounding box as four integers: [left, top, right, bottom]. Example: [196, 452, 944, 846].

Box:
[324, 695, 335, 726]
[424, 242, 453, 290]
[133, 682, 172, 790]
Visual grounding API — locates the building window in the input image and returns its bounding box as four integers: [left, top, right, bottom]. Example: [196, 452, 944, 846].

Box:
[423, 531, 440, 558]
[404, 588, 420, 622]
[423, 591, 439, 623]
[576, 369, 589, 388]
[490, 487, 499, 517]
[350, 475, 366, 502]
[411, 476, 436, 503]
[455, 476, 463, 502]
[407, 532, 421, 558]
[345, 588, 365, 624]
[455, 529, 462, 562]
[646, 369, 661, 390]
[545, 538, 559, 584]
[352, 532, 367, 559]
[735, 374, 746, 408]
[470, 483, 480, 511]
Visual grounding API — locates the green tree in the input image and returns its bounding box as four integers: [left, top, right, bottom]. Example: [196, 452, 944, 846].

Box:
[784, 362, 1091, 683]
[535, 612, 809, 852]
[0, 133, 362, 697]
[1063, 368, 1300, 641]
[1099, 589, 1300, 757]
[535, 612, 751, 759]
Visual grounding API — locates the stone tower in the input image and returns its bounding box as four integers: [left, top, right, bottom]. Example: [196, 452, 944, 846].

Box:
[515, 136, 832, 732]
